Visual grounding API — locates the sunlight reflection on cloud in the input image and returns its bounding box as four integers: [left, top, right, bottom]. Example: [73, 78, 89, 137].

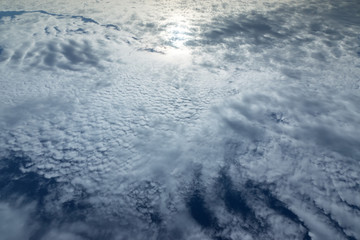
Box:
[0, 0, 360, 239]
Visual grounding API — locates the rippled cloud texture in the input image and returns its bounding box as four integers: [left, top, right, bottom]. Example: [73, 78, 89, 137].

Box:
[0, 0, 360, 239]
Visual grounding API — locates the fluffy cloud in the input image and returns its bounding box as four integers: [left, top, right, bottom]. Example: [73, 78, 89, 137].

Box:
[0, 0, 360, 239]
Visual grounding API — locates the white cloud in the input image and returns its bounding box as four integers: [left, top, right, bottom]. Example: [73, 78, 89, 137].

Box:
[0, 202, 38, 240]
[0, 0, 360, 239]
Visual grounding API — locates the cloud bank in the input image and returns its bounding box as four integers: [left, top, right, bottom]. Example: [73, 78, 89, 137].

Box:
[0, 0, 360, 239]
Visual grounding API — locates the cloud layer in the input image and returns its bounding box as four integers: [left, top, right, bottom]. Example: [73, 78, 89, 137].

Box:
[0, 0, 360, 239]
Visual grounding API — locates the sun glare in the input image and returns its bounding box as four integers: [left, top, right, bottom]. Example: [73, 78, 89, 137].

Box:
[159, 14, 194, 62]
[164, 15, 192, 48]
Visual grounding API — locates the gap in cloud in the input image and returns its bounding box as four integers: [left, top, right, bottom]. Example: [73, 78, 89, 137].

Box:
[0, 1, 360, 239]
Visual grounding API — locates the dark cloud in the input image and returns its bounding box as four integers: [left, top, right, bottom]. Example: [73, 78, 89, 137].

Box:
[0, 10, 101, 25]
[0, 10, 120, 72]
[1, 1, 360, 240]
[4, 38, 109, 72]
[183, 0, 360, 74]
